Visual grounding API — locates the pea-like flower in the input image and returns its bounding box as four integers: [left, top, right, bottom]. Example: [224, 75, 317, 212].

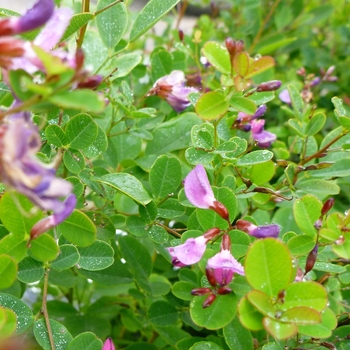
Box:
[250, 119, 276, 148]
[184, 164, 229, 220]
[0, 111, 76, 240]
[236, 219, 280, 238]
[147, 70, 198, 112]
[102, 338, 115, 350]
[167, 228, 221, 266]
[206, 235, 244, 286]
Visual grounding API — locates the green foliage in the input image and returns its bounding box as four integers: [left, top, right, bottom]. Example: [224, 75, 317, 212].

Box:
[1, 0, 350, 349]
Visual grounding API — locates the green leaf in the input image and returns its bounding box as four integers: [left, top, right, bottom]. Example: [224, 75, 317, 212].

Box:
[45, 125, 67, 147]
[158, 199, 185, 219]
[263, 317, 297, 340]
[63, 149, 85, 174]
[246, 56, 275, 78]
[246, 290, 274, 316]
[201, 41, 231, 75]
[229, 230, 250, 258]
[130, 0, 181, 42]
[28, 234, 59, 262]
[190, 294, 237, 330]
[287, 235, 316, 256]
[0, 307, 17, 338]
[283, 282, 327, 311]
[50, 245, 80, 271]
[148, 225, 168, 244]
[190, 342, 223, 350]
[67, 332, 103, 350]
[0, 193, 42, 238]
[49, 90, 105, 113]
[249, 91, 275, 105]
[139, 201, 158, 223]
[61, 13, 94, 41]
[83, 126, 108, 158]
[96, 0, 127, 49]
[58, 210, 96, 247]
[229, 96, 257, 115]
[233, 52, 250, 77]
[293, 195, 322, 238]
[287, 119, 305, 137]
[18, 257, 44, 283]
[305, 112, 326, 136]
[77, 240, 114, 271]
[287, 84, 304, 120]
[332, 96, 347, 117]
[0, 255, 17, 289]
[126, 216, 148, 237]
[311, 159, 350, 178]
[185, 147, 215, 165]
[108, 53, 142, 79]
[151, 49, 173, 81]
[196, 91, 229, 120]
[245, 238, 293, 296]
[149, 156, 182, 199]
[280, 307, 320, 324]
[145, 113, 201, 155]
[33, 318, 73, 350]
[148, 301, 179, 326]
[98, 173, 152, 205]
[223, 316, 254, 350]
[236, 150, 273, 166]
[172, 281, 196, 301]
[191, 124, 215, 150]
[149, 274, 171, 296]
[0, 234, 27, 262]
[0, 293, 33, 334]
[297, 179, 339, 196]
[238, 296, 264, 331]
[118, 235, 152, 292]
[65, 114, 99, 150]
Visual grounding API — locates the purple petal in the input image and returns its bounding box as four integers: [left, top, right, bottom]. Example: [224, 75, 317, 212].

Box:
[252, 105, 267, 119]
[34, 8, 73, 50]
[102, 338, 115, 350]
[168, 236, 207, 266]
[250, 224, 280, 238]
[253, 130, 276, 148]
[207, 249, 244, 286]
[184, 165, 216, 209]
[51, 194, 76, 225]
[15, 0, 54, 33]
[279, 89, 291, 104]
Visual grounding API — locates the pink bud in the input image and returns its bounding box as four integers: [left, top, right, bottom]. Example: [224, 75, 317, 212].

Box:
[305, 244, 318, 274]
[210, 201, 229, 220]
[256, 80, 281, 92]
[191, 288, 212, 296]
[202, 293, 216, 308]
[321, 198, 334, 216]
[217, 287, 232, 295]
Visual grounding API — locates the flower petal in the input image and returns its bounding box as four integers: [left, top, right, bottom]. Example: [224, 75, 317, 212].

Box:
[184, 165, 216, 209]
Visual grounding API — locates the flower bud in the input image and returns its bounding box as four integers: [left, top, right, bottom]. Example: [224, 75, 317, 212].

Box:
[191, 288, 212, 296]
[178, 29, 184, 42]
[335, 235, 344, 245]
[225, 37, 236, 56]
[256, 80, 281, 92]
[210, 200, 229, 220]
[277, 289, 286, 304]
[321, 198, 334, 216]
[203, 227, 221, 241]
[221, 234, 231, 251]
[202, 293, 216, 308]
[305, 244, 318, 274]
[206, 267, 217, 287]
[217, 287, 232, 295]
[314, 219, 322, 230]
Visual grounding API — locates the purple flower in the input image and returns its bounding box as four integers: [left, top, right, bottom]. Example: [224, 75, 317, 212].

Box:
[256, 80, 282, 92]
[0, 110, 76, 240]
[279, 89, 291, 104]
[206, 234, 244, 286]
[168, 236, 207, 266]
[102, 338, 115, 350]
[236, 219, 280, 238]
[147, 70, 198, 112]
[184, 165, 216, 209]
[167, 227, 221, 266]
[250, 119, 276, 148]
[0, 0, 54, 35]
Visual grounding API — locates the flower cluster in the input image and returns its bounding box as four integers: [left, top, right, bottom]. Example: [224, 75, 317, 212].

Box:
[146, 70, 198, 112]
[168, 165, 280, 307]
[234, 105, 277, 148]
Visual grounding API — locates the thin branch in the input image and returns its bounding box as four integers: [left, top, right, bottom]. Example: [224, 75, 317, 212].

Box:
[42, 268, 55, 350]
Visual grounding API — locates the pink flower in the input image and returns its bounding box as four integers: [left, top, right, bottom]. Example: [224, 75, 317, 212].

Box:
[167, 228, 221, 266]
[102, 338, 115, 350]
[236, 219, 280, 238]
[279, 89, 291, 104]
[206, 234, 244, 287]
[250, 119, 276, 148]
[147, 70, 198, 112]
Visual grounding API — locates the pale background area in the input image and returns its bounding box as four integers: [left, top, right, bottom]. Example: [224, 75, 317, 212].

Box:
[0, 0, 36, 13]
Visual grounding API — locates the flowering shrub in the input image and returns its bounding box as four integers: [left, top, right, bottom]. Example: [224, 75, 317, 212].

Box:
[0, 0, 349, 349]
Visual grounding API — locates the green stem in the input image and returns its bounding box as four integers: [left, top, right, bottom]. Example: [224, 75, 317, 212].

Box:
[42, 268, 55, 350]
[76, 0, 90, 49]
[249, 0, 281, 53]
